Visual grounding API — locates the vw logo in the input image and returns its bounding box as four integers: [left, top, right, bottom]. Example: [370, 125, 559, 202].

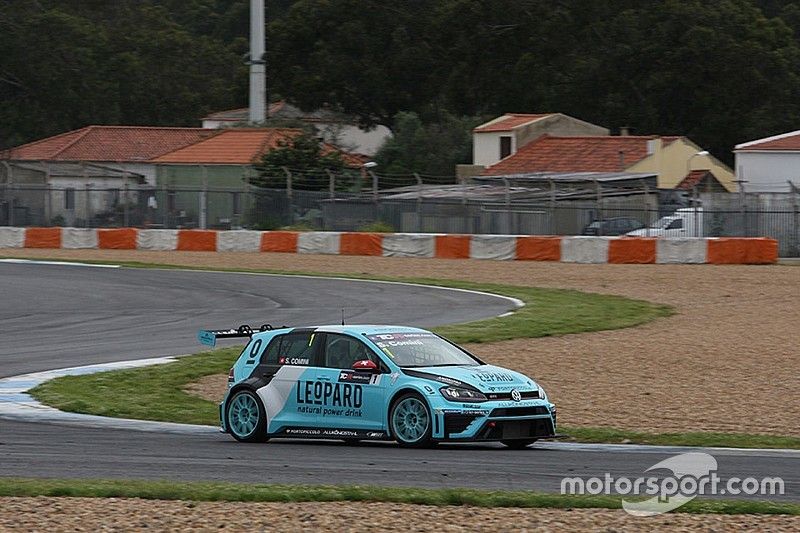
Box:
[510, 389, 522, 402]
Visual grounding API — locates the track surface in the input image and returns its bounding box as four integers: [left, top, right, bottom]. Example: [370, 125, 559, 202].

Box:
[0, 262, 513, 378]
[0, 262, 797, 502]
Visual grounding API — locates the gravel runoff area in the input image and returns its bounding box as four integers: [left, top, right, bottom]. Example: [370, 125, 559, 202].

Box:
[5, 249, 799, 436]
[0, 497, 797, 532]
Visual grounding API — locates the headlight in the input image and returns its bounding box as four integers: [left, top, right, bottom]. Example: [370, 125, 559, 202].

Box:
[440, 386, 487, 402]
[537, 385, 548, 401]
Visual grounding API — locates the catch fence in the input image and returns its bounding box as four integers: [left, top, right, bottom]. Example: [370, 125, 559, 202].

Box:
[1, 175, 798, 256]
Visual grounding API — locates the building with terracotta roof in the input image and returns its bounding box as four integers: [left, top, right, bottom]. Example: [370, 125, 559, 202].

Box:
[1, 125, 216, 185]
[200, 101, 392, 157]
[480, 132, 735, 191]
[470, 113, 609, 169]
[734, 131, 800, 192]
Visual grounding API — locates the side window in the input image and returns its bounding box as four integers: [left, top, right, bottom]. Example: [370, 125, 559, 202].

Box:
[323, 334, 375, 369]
[261, 332, 317, 366]
[667, 218, 684, 229]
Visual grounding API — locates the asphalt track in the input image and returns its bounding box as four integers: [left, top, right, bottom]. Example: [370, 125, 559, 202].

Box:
[0, 262, 797, 502]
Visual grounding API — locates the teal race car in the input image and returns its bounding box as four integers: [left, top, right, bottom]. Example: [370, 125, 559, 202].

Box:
[199, 324, 557, 448]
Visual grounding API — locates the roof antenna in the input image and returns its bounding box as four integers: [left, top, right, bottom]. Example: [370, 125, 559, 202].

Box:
[341, 308, 345, 326]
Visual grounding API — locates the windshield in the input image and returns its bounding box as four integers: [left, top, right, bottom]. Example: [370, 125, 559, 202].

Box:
[366, 332, 479, 368]
[652, 216, 677, 229]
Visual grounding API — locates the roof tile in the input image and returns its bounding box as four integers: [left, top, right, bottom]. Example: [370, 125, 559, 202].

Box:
[474, 114, 553, 133]
[482, 135, 661, 175]
[737, 131, 800, 151]
[4, 126, 215, 162]
[153, 128, 365, 166]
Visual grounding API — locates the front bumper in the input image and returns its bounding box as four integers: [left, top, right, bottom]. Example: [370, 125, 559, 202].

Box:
[433, 401, 557, 441]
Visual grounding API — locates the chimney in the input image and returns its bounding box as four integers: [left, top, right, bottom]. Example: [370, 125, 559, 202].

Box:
[619, 126, 630, 136]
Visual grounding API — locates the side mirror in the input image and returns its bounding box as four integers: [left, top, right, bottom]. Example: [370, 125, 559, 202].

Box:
[352, 359, 378, 372]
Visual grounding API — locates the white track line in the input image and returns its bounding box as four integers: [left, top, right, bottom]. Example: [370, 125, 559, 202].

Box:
[2, 358, 798, 456]
[0, 259, 120, 268]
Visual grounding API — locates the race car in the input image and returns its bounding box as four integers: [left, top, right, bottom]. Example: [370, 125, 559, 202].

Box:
[199, 324, 557, 448]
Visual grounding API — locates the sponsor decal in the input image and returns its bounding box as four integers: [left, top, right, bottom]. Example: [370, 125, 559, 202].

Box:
[423, 385, 435, 394]
[390, 372, 401, 385]
[441, 409, 488, 416]
[470, 370, 516, 383]
[282, 428, 387, 439]
[279, 356, 310, 366]
[321, 429, 358, 437]
[436, 375, 463, 386]
[296, 380, 363, 418]
[285, 428, 322, 436]
[338, 371, 381, 385]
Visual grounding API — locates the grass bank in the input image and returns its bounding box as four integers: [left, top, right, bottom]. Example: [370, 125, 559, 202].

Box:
[0, 478, 796, 515]
[31, 277, 670, 424]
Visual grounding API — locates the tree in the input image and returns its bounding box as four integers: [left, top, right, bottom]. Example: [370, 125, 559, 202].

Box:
[374, 112, 481, 177]
[253, 132, 348, 190]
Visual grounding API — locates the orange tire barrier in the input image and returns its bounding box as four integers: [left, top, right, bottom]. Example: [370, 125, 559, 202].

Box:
[97, 228, 138, 250]
[340, 232, 384, 256]
[707, 237, 778, 265]
[260, 231, 299, 253]
[435, 235, 471, 259]
[608, 238, 657, 264]
[24, 227, 61, 249]
[515, 236, 562, 261]
[176, 229, 217, 252]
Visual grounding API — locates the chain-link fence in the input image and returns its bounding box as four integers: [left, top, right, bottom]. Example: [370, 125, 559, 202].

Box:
[1, 175, 798, 256]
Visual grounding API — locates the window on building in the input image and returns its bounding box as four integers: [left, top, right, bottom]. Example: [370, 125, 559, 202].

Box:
[500, 136, 512, 159]
[232, 192, 241, 215]
[65, 188, 75, 210]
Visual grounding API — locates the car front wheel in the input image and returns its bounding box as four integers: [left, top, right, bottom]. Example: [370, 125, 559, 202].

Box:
[226, 389, 269, 443]
[390, 393, 433, 448]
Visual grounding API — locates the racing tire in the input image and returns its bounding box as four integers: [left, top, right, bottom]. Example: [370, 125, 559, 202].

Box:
[226, 389, 269, 443]
[389, 393, 433, 448]
[501, 439, 537, 449]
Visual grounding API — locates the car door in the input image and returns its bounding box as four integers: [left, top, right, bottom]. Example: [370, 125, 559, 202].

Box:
[306, 333, 388, 432]
[255, 329, 322, 434]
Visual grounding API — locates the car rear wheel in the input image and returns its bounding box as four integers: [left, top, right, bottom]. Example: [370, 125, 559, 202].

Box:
[226, 389, 269, 443]
[390, 393, 433, 448]
[501, 439, 537, 449]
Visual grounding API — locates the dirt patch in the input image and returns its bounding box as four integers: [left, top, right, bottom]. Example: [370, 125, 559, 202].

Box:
[0, 497, 795, 531]
[183, 373, 227, 402]
[7, 249, 799, 436]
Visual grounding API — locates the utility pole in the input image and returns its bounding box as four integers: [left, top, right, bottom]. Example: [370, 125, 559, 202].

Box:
[249, 0, 267, 123]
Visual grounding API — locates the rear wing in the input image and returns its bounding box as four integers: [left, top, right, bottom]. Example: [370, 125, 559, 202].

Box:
[197, 324, 286, 347]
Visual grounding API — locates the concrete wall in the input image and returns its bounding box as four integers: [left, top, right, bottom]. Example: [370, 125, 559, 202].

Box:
[734, 151, 800, 193]
[0, 227, 778, 264]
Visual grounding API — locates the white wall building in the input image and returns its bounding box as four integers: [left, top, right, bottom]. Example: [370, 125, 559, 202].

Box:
[735, 131, 800, 192]
[201, 101, 392, 157]
[472, 113, 609, 168]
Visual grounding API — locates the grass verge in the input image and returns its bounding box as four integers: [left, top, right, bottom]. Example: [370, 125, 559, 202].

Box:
[0, 478, 796, 515]
[30, 277, 670, 424]
[29, 343, 800, 448]
[25, 260, 800, 448]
